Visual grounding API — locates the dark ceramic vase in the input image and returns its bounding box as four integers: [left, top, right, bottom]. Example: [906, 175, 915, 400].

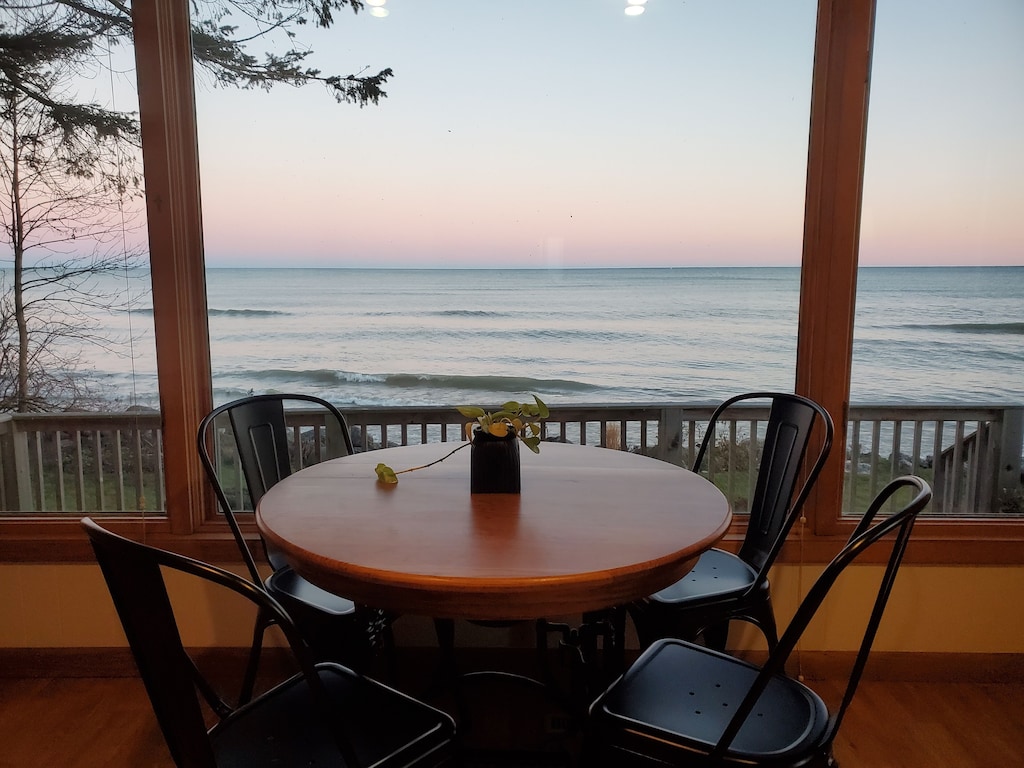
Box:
[470, 428, 521, 494]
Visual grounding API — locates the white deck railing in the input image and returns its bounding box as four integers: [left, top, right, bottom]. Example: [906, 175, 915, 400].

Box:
[0, 410, 166, 516]
[1, 403, 1021, 517]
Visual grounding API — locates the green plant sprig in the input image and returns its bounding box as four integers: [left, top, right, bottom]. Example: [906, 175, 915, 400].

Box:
[373, 394, 549, 484]
[456, 395, 549, 454]
[374, 442, 469, 484]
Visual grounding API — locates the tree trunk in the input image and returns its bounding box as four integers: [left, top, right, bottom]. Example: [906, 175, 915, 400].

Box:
[9, 97, 29, 412]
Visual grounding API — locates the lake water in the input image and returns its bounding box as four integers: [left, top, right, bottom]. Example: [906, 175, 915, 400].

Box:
[80, 266, 1023, 409]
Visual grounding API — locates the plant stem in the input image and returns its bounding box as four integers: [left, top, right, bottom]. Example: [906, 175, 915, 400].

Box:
[394, 441, 469, 475]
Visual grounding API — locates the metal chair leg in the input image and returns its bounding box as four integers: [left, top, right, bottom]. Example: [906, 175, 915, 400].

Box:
[239, 608, 272, 705]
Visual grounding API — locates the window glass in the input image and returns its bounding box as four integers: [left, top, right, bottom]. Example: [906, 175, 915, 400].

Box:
[849, 0, 1024, 516]
[194, 2, 816, 491]
[0, 31, 159, 514]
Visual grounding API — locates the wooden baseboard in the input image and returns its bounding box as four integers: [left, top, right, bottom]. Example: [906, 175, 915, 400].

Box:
[2, 646, 1022, 683]
[730, 650, 1024, 683]
[0, 647, 294, 679]
[1, 647, 138, 678]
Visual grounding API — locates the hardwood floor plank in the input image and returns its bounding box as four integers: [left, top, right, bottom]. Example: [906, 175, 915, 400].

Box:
[828, 681, 1024, 767]
[0, 678, 173, 768]
[1, 676, 1021, 767]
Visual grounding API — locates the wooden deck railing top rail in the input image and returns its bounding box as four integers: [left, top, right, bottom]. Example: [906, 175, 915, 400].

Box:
[1, 403, 1021, 517]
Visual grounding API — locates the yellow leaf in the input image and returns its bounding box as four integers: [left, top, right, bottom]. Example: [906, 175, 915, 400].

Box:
[374, 463, 399, 484]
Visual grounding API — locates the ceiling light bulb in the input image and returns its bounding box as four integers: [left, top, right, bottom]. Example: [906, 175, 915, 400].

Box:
[366, 0, 387, 6]
[624, 6, 645, 15]
[370, 7, 389, 17]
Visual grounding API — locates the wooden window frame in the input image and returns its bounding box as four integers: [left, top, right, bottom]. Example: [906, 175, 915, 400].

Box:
[1, 0, 1021, 566]
[791, 0, 1023, 566]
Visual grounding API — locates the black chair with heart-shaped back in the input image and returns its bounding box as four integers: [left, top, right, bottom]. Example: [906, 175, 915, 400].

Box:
[197, 393, 394, 703]
[629, 391, 834, 653]
[585, 475, 931, 767]
[82, 516, 458, 768]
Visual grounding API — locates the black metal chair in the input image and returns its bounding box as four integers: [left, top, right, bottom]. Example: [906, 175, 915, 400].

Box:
[585, 475, 931, 768]
[197, 393, 392, 702]
[629, 392, 834, 652]
[81, 517, 458, 768]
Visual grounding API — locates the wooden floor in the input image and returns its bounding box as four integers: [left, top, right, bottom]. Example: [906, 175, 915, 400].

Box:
[1, 672, 1021, 767]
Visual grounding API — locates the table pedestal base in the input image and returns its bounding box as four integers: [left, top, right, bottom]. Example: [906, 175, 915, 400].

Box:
[429, 610, 627, 732]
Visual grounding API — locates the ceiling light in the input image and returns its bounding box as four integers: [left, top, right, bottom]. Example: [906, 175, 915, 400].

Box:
[370, 7, 389, 17]
[624, 6, 645, 15]
[627, 0, 649, 4]
[366, 0, 387, 6]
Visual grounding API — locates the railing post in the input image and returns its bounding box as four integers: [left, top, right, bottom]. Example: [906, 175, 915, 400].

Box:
[996, 408, 1023, 512]
[0, 415, 32, 511]
[657, 407, 684, 466]
[0, 415, 11, 510]
[326, 416, 348, 459]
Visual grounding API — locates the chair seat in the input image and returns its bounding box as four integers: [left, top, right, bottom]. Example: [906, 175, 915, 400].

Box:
[592, 639, 829, 765]
[591, 478, 930, 768]
[266, 566, 357, 617]
[212, 664, 455, 768]
[650, 548, 758, 606]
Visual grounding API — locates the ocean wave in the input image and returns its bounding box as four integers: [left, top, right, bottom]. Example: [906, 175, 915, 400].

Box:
[222, 368, 600, 395]
[902, 322, 1024, 334]
[356, 309, 512, 319]
[431, 310, 505, 317]
[232, 369, 387, 386]
[208, 308, 289, 317]
[359, 309, 507, 318]
[127, 308, 289, 317]
[354, 324, 685, 345]
[382, 373, 600, 394]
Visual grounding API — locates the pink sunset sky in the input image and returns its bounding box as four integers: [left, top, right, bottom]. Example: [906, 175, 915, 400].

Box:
[189, 0, 1022, 269]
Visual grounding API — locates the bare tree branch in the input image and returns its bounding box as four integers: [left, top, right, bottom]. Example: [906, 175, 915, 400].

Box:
[1, 0, 391, 410]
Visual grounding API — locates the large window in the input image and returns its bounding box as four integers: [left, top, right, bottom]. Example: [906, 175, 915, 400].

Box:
[849, 0, 1024, 518]
[0, 22, 159, 518]
[2, 0, 1021, 565]
[192, 2, 816, 424]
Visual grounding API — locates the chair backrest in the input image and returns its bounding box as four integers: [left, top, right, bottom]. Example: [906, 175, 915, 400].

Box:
[693, 392, 834, 580]
[197, 393, 355, 577]
[710, 475, 932, 760]
[80, 517, 343, 768]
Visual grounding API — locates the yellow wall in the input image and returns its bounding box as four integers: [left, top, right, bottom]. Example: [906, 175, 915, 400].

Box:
[0, 563, 260, 648]
[751, 564, 1024, 654]
[2, 563, 1023, 653]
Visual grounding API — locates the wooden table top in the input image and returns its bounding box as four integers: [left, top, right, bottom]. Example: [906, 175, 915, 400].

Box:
[256, 442, 731, 621]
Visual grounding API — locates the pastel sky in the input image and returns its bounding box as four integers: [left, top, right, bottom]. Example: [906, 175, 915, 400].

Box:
[187, 0, 1022, 269]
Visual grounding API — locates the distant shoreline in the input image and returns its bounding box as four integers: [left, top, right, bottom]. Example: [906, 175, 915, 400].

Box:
[6, 264, 1020, 273]
[198, 264, 1023, 271]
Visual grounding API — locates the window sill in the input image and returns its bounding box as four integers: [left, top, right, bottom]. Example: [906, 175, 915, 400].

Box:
[2, 518, 1022, 566]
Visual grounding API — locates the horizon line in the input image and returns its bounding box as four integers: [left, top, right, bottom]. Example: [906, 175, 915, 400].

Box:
[199, 263, 1022, 270]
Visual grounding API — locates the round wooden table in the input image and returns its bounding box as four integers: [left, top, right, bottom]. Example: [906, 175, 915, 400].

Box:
[256, 442, 731, 621]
